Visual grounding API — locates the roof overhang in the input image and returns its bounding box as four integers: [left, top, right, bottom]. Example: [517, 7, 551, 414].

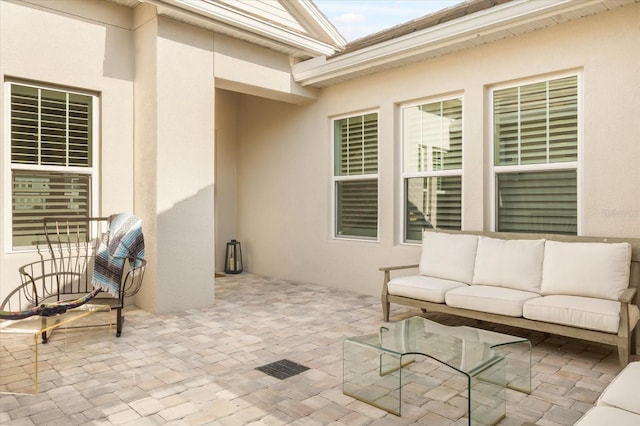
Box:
[280, 0, 347, 48]
[145, 0, 343, 58]
[292, 0, 635, 87]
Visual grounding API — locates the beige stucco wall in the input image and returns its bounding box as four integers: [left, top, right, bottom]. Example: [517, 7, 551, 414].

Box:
[1, 0, 638, 308]
[133, 9, 218, 313]
[214, 89, 239, 272]
[213, 34, 318, 104]
[0, 1, 220, 311]
[132, 3, 160, 312]
[153, 16, 216, 312]
[0, 0, 321, 308]
[0, 0, 135, 301]
[236, 4, 640, 297]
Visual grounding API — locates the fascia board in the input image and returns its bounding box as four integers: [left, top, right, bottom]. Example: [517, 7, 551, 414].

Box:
[292, 0, 601, 85]
[153, 0, 338, 56]
[284, 0, 347, 47]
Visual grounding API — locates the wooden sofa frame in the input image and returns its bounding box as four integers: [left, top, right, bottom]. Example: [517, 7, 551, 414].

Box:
[381, 231, 640, 366]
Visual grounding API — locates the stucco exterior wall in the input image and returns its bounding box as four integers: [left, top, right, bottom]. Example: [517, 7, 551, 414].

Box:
[214, 89, 239, 272]
[236, 4, 640, 297]
[213, 34, 318, 104]
[132, 2, 160, 312]
[0, 0, 135, 301]
[154, 17, 216, 313]
[0, 0, 315, 309]
[1, 0, 638, 308]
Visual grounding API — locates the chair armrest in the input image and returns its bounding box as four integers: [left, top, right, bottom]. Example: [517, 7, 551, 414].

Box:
[379, 264, 419, 272]
[619, 287, 637, 304]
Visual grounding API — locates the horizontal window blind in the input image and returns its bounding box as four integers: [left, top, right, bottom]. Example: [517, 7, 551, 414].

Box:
[334, 113, 378, 176]
[333, 112, 378, 239]
[9, 83, 95, 249]
[405, 176, 462, 241]
[12, 170, 91, 247]
[336, 180, 378, 239]
[493, 76, 578, 235]
[494, 76, 577, 166]
[497, 170, 577, 235]
[403, 99, 462, 173]
[402, 98, 463, 241]
[11, 84, 92, 167]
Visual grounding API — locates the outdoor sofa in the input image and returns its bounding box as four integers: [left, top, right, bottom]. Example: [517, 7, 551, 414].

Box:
[381, 230, 640, 366]
[575, 361, 640, 424]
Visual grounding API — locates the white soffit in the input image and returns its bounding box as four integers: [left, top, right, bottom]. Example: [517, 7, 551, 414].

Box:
[292, 0, 635, 87]
[148, 0, 342, 58]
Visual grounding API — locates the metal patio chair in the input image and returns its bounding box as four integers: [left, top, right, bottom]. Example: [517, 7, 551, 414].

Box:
[0, 216, 146, 341]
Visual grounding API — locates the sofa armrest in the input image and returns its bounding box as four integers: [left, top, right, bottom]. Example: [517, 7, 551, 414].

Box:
[380, 264, 419, 322]
[379, 264, 419, 272]
[380, 265, 420, 291]
[619, 287, 637, 304]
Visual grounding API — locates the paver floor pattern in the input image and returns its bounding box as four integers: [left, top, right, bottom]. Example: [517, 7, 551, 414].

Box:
[1, 273, 635, 425]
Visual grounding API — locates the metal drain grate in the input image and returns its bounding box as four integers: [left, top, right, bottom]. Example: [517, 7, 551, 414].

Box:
[256, 359, 309, 380]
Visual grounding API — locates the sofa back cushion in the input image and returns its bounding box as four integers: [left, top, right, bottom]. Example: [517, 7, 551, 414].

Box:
[472, 236, 545, 293]
[419, 231, 478, 284]
[541, 240, 632, 300]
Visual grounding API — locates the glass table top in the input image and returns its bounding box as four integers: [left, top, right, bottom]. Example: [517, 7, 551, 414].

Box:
[347, 315, 529, 376]
[343, 316, 531, 422]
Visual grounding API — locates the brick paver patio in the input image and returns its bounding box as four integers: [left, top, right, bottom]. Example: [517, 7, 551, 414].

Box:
[1, 273, 635, 425]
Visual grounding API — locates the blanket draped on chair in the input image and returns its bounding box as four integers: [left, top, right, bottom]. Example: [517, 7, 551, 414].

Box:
[1, 214, 144, 320]
[93, 213, 145, 297]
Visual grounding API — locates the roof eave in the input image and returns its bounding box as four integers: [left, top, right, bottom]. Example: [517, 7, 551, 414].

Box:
[292, 0, 608, 87]
[149, 0, 342, 58]
[280, 0, 347, 48]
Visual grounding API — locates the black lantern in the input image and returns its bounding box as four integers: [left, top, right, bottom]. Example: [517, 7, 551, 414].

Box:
[225, 240, 243, 274]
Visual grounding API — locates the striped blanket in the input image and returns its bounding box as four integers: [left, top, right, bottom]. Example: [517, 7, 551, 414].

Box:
[93, 213, 145, 297]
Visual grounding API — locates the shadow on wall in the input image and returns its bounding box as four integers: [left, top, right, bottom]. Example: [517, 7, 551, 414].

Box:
[152, 184, 216, 313]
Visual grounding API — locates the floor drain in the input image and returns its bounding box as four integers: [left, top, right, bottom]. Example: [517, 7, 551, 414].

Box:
[256, 359, 309, 380]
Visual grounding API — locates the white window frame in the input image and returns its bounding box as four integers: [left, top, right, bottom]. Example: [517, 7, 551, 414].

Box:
[330, 110, 380, 242]
[489, 72, 582, 234]
[3, 80, 100, 252]
[400, 95, 464, 244]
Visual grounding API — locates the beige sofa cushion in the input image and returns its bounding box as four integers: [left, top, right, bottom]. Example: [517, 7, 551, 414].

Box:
[575, 406, 640, 425]
[419, 231, 478, 284]
[541, 241, 631, 300]
[445, 285, 539, 317]
[387, 275, 467, 303]
[598, 361, 640, 414]
[472, 236, 545, 293]
[523, 295, 620, 333]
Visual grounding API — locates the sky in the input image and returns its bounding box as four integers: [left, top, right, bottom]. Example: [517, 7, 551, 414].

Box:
[314, 0, 464, 42]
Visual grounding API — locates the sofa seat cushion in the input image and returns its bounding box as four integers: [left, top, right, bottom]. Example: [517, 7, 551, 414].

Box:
[575, 406, 640, 425]
[523, 295, 620, 333]
[445, 285, 539, 317]
[419, 231, 478, 284]
[541, 240, 631, 300]
[472, 236, 545, 293]
[388, 275, 467, 303]
[598, 361, 640, 414]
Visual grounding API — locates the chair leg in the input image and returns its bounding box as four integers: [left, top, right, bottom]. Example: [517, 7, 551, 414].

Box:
[382, 300, 390, 322]
[116, 307, 123, 337]
[41, 317, 48, 343]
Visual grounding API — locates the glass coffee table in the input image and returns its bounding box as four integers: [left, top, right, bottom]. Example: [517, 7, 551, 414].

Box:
[343, 316, 531, 425]
[0, 303, 112, 395]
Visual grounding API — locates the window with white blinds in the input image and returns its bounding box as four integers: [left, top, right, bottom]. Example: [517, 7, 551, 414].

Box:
[8, 82, 95, 248]
[402, 98, 463, 242]
[333, 112, 378, 239]
[493, 75, 578, 235]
